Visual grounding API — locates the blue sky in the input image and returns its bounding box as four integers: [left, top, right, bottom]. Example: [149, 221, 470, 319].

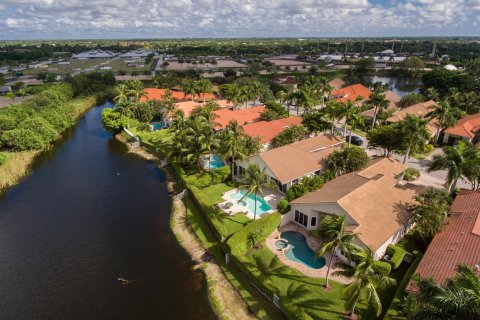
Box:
[0, 0, 479, 40]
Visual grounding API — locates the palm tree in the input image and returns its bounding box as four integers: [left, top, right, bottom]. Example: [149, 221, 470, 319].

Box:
[459, 91, 479, 114]
[345, 107, 364, 146]
[333, 248, 396, 317]
[424, 87, 439, 101]
[238, 164, 269, 220]
[200, 126, 220, 170]
[316, 215, 358, 288]
[341, 101, 357, 138]
[410, 264, 480, 319]
[427, 100, 464, 143]
[197, 78, 214, 103]
[126, 80, 145, 102]
[399, 115, 430, 164]
[182, 78, 198, 102]
[249, 81, 263, 105]
[219, 120, 247, 181]
[428, 141, 478, 192]
[325, 101, 343, 135]
[365, 90, 389, 129]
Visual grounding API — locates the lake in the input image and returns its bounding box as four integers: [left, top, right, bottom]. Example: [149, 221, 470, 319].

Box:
[0, 101, 215, 320]
[360, 75, 421, 97]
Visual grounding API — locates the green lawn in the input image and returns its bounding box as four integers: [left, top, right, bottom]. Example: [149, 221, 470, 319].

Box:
[202, 183, 233, 204]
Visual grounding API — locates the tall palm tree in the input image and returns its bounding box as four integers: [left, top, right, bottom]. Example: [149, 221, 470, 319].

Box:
[459, 91, 479, 114]
[333, 248, 396, 317]
[428, 141, 478, 192]
[126, 80, 145, 102]
[199, 126, 220, 170]
[325, 101, 343, 135]
[197, 78, 214, 103]
[318, 76, 332, 107]
[182, 78, 198, 102]
[341, 101, 357, 138]
[316, 215, 358, 288]
[424, 87, 439, 101]
[427, 100, 464, 143]
[249, 81, 263, 105]
[410, 264, 480, 319]
[366, 90, 389, 129]
[399, 115, 430, 164]
[219, 120, 247, 181]
[345, 108, 364, 147]
[238, 164, 269, 220]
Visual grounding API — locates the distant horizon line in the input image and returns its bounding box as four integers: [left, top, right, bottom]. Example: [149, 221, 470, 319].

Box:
[1, 35, 480, 42]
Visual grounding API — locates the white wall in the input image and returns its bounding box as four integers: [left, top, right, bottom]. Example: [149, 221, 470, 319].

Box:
[283, 202, 356, 231]
[374, 219, 415, 259]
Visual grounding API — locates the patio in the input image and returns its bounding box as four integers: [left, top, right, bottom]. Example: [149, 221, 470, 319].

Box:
[217, 188, 282, 220]
[265, 222, 351, 283]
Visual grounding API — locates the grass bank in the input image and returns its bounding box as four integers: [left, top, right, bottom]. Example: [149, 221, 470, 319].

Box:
[0, 95, 100, 194]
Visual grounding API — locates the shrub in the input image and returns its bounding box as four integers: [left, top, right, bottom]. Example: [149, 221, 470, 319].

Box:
[403, 167, 420, 181]
[136, 123, 153, 132]
[0, 152, 10, 166]
[184, 166, 230, 189]
[373, 260, 392, 276]
[1, 128, 44, 151]
[20, 116, 58, 144]
[0, 114, 19, 131]
[277, 199, 290, 214]
[386, 245, 407, 270]
[101, 108, 127, 134]
[327, 146, 368, 176]
[39, 109, 72, 133]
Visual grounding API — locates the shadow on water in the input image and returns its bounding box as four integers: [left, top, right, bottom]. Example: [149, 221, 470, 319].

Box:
[0, 102, 215, 320]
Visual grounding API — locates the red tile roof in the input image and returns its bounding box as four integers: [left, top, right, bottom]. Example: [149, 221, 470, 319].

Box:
[406, 189, 480, 292]
[331, 84, 372, 103]
[214, 106, 265, 129]
[444, 113, 480, 139]
[241, 117, 303, 144]
[140, 88, 216, 102]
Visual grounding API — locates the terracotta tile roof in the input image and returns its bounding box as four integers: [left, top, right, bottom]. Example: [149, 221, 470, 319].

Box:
[214, 106, 265, 129]
[328, 78, 346, 90]
[360, 90, 401, 119]
[258, 134, 344, 184]
[292, 158, 422, 251]
[140, 88, 186, 102]
[444, 113, 480, 139]
[386, 100, 439, 135]
[174, 101, 203, 117]
[406, 190, 480, 292]
[183, 92, 217, 101]
[331, 84, 372, 103]
[241, 117, 303, 144]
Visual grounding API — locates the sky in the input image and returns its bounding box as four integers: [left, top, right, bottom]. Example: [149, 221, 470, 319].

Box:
[0, 0, 479, 40]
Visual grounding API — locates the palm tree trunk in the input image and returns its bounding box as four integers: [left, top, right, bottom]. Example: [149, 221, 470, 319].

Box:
[371, 106, 378, 129]
[254, 190, 257, 220]
[403, 144, 412, 164]
[348, 127, 353, 147]
[449, 177, 459, 193]
[231, 154, 235, 182]
[324, 251, 335, 288]
[331, 118, 335, 135]
[343, 119, 347, 137]
[434, 126, 442, 144]
[349, 293, 360, 317]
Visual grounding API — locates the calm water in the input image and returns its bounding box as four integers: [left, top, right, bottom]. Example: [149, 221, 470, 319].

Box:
[360, 75, 420, 97]
[0, 102, 215, 320]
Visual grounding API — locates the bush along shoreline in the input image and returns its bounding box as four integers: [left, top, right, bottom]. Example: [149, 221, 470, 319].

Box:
[0, 83, 111, 193]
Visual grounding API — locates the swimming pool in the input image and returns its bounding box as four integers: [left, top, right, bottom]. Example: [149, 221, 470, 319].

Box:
[150, 122, 163, 131]
[230, 189, 272, 216]
[202, 154, 225, 170]
[281, 231, 326, 269]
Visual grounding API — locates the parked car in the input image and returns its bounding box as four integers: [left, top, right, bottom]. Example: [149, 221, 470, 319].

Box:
[346, 135, 363, 146]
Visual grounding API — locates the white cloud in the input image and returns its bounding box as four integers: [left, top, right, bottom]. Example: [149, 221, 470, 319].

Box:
[0, 0, 478, 39]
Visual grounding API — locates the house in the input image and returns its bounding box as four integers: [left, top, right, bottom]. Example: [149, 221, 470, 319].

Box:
[120, 49, 156, 59]
[360, 90, 401, 120]
[235, 134, 343, 193]
[0, 86, 12, 94]
[331, 84, 372, 104]
[443, 114, 480, 144]
[273, 76, 298, 92]
[72, 50, 117, 59]
[213, 106, 265, 129]
[241, 117, 303, 150]
[283, 157, 422, 259]
[328, 78, 346, 91]
[406, 190, 480, 292]
[386, 100, 439, 136]
[140, 88, 216, 103]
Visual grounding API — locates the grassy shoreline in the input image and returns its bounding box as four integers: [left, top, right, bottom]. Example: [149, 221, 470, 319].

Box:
[0, 95, 100, 194]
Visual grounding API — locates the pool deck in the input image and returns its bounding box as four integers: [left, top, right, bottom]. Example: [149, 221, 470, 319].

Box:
[217, 188, 282, 220]
[265, 222, 351, 283]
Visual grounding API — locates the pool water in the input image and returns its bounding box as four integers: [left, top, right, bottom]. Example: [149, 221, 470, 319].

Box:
[150, 123, 163, 131]
[275, 240, 288, 250]
[202, 155, 225, 170]
[281, 231, 326, 269]
[230, 189, 272, 216]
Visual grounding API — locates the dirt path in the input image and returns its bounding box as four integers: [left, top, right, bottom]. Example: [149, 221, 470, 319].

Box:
[118, 136, 256, 320]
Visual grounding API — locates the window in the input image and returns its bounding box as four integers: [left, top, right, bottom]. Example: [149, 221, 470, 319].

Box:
[294, 210, 308, 227]
[314, 170, 321, 176]
[292, 179, 299, 185]
[311, 217, 317, 227]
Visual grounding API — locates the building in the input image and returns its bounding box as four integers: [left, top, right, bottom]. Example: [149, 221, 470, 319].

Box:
[386, 100, 439, 136]
[236, 134, 343, 193]
[360, 90, 401, 120]
[140, 88, 216, 103]
[443, 114, 480, 144]
[120, 49, 156, 59]
[331, 84, 372, 104]
[284, 157, 422, 259]
[72, 50, 117, 59]
[241, 117, 303, 150]
[444, 64, 458, 71]
[328, 78, 345, 91]
[214, 106, 265, 129]
[0, 85, 12, 94]
[406, 190, 480, 292]
[273, 76, 298, 92]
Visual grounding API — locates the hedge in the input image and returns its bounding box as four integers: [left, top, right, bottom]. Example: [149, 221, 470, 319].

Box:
[387, 245, 407, 270]
[384, 251, 424, 319]
[374, 260, 392, 276]
[184, 166, 230, 189]
[226, 213, 281, 255]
